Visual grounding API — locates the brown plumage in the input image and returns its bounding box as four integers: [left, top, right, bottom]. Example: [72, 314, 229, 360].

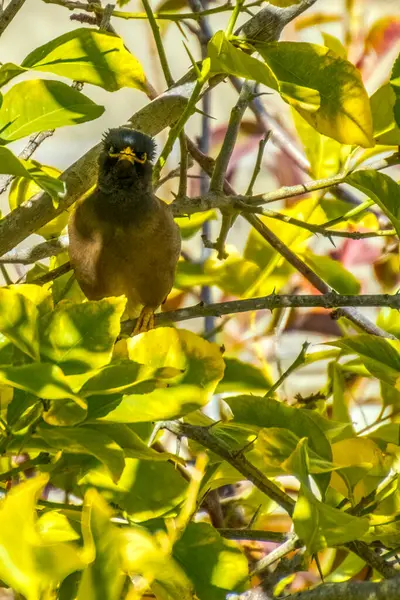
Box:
[68, 128, 181, 334]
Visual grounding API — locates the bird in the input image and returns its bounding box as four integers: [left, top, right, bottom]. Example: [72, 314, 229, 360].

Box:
[68, 127, 181, 335]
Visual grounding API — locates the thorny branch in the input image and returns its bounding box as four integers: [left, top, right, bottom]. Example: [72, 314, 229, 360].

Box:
[121, 292, 400, 334]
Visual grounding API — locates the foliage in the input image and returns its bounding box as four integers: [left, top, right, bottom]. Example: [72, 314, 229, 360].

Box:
[0, 0, 399, 599]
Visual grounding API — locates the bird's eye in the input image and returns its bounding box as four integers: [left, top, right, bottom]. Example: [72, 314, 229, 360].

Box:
[108, 146, 117, 156]
[135, 152, 147, 164]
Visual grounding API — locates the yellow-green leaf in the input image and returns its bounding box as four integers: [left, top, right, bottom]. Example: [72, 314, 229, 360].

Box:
[346, 170, 400, 238]
[0, 287, 40, 360]
[0, 80, 104, 142]
[0, 476, 85, 600]
[258, 42, 374, 147]
[77, 490, 125, 600]
[9, 165, 68, 238]
[40, 297, 126, 374]
[370, 83, 400, 145]
[22, 28, 147, 93]
[104, 328, 225, 423]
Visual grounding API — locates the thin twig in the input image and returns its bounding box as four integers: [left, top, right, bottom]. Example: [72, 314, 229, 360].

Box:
[31, 261, 72, 285]
[43, 0, 264, 22]
[141, 0, 174, 88]
[178, 132, 188, 198]
[246, 131, 272, 196]
[210, 81, 255, 193]
[265, 341, 310, 398]
[250, 533, 300, 575]
[218, 529, 286, 542]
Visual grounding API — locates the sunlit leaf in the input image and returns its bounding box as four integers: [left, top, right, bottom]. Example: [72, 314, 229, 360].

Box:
[321, 32, 347, 59]
[391, 51, 400, 128]
[123, 525, 193, 600]
[302, 251, 361, 294]
[175, 210, 217, 240]
[370, 83, 400, 145]
[38, 424, 125, 480]
[225, 396, 332, 462]
[104, 328, 225, 423]
[81, 459, 188, 521]
[173, 523, 248, 600]
[289, 439, 369, 552]
[346, 170, 400, 237]
[9, 165, 68, 237]
[292, 109, 346, 179]
[328, 335, 400, 387]
[208, 31, 278, 90]
[0, 80, 104, 142]
[40, 297, 126, 375]
[22, 28, 147, 93]
[216, 357, 272, 394]
[0, 287, 40, 360]
[258, 42, 374, 147]
[77, 490, 125, 600]
[0, 476, 85, 599]
[84, 422, 179, 461]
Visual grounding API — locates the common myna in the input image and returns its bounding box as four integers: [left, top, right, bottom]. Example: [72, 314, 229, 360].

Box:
[68, 128, 181, 334]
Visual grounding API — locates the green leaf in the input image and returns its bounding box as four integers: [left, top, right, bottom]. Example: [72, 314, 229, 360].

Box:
[346, 170, 400, 238]
[390, 50, 400, 128]
[38, 424, 125, 480]
[328, 335, 400, 387]
[77, 490, 125, 600]
[22, 28, 147, 93]
[225, 395, 332, 462]
[370, 83, 400, 145]
[80, 360, 178, 397]
[40, 297, 126, 375]
[292, 109, 346, 179]
[254, 427, 337, 476]
[0, 287, 40, 360]
[0, 363, 87, 426]
[216, 357, 272, 394]
[9, 164, 68, 236]
[104, 328, 225, 423]
[0, 80, 104, 142]
[321, 32, 347, 59]
[0, 148, 65, 198]
[173, 523, 248, 600]
[302, 251, 361, 294]
[0, 62, 25, 87]
[258, 42, 374, 147]
[81, 459, 188, 521]
[84, 422, 177, 461]
[175, 210, 217, 240]
[122, 525, 193, 600]
[289, 439, 369, 552]
[208, 31, 278, 90]
[0, 476, 85, 599]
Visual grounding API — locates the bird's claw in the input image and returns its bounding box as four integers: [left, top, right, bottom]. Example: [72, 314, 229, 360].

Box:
[132, 307, 155, 336]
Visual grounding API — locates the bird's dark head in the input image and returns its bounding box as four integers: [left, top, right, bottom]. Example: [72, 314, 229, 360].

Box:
[98, 128, 156, 193]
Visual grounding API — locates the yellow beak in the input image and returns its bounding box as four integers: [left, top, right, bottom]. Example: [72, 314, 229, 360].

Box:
[117, 146, 136, 164]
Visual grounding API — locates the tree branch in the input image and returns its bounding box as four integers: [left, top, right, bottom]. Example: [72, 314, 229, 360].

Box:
[43, 0, 264, 22]
[121, 292, 400, 334]
[268, 575, 400, 599]
[0, 236, 68, 264]
[159, 420, 296, 515]
[0, 0, 26, 35]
